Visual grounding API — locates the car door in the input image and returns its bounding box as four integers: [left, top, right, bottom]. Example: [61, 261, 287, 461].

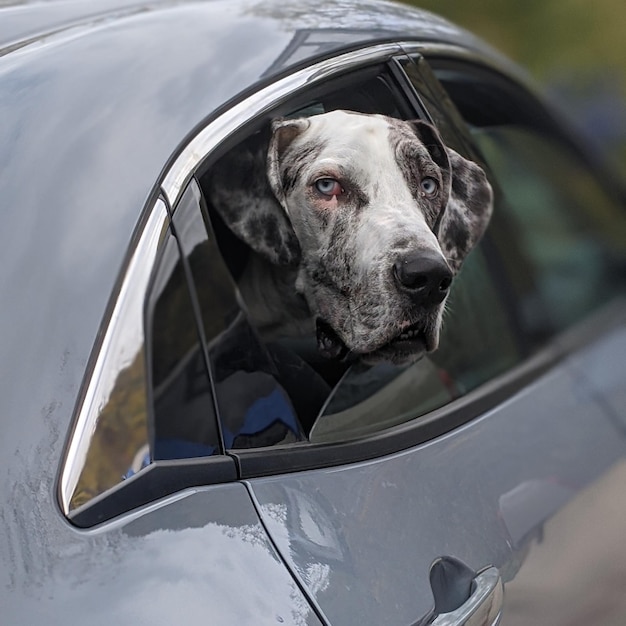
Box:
[411, 52, 626, 624]
[182, 49, 626, 624]
[58, 42, 626, 625]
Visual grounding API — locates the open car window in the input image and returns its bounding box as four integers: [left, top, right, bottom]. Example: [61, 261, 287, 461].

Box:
[65, 50, 586, 526]
[310, 245, 521, 442]
[188, 60, 524, 447]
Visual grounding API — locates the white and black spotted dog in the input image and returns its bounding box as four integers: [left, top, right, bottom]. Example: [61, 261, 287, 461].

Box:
[207, 110, 492, 365]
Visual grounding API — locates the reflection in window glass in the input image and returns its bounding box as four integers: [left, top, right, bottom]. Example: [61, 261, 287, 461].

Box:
[64, 202, 169, 513]
[149, 231, 220, 459]
[174, 181, 308, 449]
[472, 127, 626, 332]
[71, 347, 150, 509]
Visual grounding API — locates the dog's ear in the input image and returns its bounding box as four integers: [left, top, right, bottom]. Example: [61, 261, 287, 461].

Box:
[438, 148, 493, 273]
[205, 131, 301, 267]
[266, 117, 311, 205]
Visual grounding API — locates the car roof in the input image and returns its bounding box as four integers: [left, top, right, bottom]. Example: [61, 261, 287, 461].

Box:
[0, 0, 504, 486]
[0, 0, 491, 59]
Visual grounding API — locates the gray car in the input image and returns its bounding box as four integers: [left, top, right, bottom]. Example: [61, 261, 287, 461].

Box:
[2, 1, 626, 624]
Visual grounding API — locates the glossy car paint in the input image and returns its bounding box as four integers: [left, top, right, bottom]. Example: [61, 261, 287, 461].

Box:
[0, 1, 494, 621]
[246, 333, 626, 624]
[3, 483, 323, 624]
[0, 0, 497, 508]
[1, 0, 625, 624]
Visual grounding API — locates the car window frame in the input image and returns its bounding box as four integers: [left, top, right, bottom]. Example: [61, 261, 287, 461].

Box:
[59, 41, 625, 528]
[165, 45, 554, 478]
[58, 196, 238, 528]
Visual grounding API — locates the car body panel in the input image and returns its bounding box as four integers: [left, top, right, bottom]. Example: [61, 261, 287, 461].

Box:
[1, 0, 625, 623]
[247, 340, 626, 625]
[0, 0, 176, 53]
[2, 482, 322, 625]
[0, 0, 499, 483]
[564, 315, 626, 429]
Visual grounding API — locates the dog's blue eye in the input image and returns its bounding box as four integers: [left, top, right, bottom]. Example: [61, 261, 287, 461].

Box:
[314, 178, 343, 197]
[420, 177, 438, 196]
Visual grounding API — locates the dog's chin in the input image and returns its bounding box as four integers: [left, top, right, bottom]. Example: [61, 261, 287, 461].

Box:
[316, 319, 436, 366]
[362, 323, 434, 366]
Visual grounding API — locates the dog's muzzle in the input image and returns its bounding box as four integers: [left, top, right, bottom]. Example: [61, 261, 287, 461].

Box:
[314, 249, 452, 364]
[316, 316, 433, 365]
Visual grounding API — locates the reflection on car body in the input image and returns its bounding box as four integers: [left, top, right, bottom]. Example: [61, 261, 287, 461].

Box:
[1, 0, 625, 624]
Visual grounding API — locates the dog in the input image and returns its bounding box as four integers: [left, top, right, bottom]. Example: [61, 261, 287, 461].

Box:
[206, 110, 492, 366]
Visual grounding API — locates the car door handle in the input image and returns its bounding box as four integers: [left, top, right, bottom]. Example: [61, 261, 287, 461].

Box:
[430, 565, 503, 626]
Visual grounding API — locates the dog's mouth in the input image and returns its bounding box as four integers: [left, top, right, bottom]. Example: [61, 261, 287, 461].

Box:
[366, 321, 432, 365]
[316, 319, 349, 360]
[316, 319, 433, 364]
[388, 322, 430, 351]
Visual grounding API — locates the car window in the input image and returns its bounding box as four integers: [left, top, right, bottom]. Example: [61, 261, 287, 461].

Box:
[430, 63, 626, 339]
[173, 180, 311, 447]
[189, 62, 524, 447]
[148, 222, 220, 460]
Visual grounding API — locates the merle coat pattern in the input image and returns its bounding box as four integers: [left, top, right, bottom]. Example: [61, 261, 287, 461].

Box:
[206, 110, 492, 365]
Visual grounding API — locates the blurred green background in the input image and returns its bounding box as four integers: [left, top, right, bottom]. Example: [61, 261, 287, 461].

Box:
[401, 0, 626, 171]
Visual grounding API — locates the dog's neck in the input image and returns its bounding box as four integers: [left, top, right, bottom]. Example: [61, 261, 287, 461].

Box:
[237, 252, 311, 340]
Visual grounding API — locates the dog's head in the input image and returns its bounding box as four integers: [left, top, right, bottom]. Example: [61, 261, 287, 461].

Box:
[212, 110, 493, 365]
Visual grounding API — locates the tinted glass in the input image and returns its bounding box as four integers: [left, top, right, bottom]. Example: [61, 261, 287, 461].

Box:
[71, 343, 150, 507]
[148, 228, 220, 459]
[174, 181, 308, 448]
[65, 202, 169, 512]
[433, 64, 626, 336]
[474, 127, 625, 329]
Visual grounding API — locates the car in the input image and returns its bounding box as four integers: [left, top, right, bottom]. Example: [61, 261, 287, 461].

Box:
[1, 0, 625, 624]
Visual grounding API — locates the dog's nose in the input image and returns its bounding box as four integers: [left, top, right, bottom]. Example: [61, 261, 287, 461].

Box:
[393, 251, 453, 306]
